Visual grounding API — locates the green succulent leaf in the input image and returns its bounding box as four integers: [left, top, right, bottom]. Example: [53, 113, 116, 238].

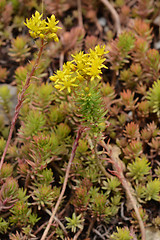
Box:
[145, 179, 160, 201]
[110, 227, 133, 240]
[65, 212, 84, 233]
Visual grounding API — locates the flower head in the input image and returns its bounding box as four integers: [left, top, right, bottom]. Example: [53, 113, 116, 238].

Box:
[50, 45, 108, 93]
[50, 62, 78, 93]
[24, 11, 61, 42]
[54, 76, 78, 93]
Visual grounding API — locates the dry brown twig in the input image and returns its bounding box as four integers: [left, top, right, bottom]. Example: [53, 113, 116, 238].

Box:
[44, 208, 68, 236]
[77, 0, 83, 28]
[99, 140, 146, 240]
[73, 219, 84, 240]
[40, 126, 86, 240]
[99, 0, 121, 36]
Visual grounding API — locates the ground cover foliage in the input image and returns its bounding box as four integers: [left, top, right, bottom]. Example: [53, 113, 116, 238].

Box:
[0, 0, 160, 239]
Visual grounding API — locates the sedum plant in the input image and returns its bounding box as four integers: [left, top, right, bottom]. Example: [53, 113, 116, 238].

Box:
[0, 66, 8, 82]
[0, 217, 9, 234]
[147, 79, 160, 117]
[65, 212, 84, 233]
[8, 35, 31, 62]
[50, 44, 108, 134]
[127, 156, 151, 182]
[107, 31, 135, 73]
[0, 10, 61, 170]
[110, 227, 133, 240]
[0, 85, 11, 119]
[145, 179, 160, 201]
[0, 10, 63, 239]
[0, 4, 160, 240]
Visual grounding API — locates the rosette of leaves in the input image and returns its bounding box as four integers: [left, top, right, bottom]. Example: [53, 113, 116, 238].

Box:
[9, 189, 40, 228]
[0, 66, 7, 82]
[9, 201, 39, 227]
[30, 184, 60, 210]
[8, 36, 31, 62]
[145, 179, 160, 201]
[65, 212, 84, 233]
[110, 227, 133, 240]
[147, 79, 160, 117]
[89, 187, 121, 221]
[107, 31, 135, 72]
[0, 217, 9, 234]
[0, 85, 12, 116]
[0, 177, 18, 211]
[0, 162, 13, 179]
[126, 156, 151, 182]
[18, 109, 46, 138]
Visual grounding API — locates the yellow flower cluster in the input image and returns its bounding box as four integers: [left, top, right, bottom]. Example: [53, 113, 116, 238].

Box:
[24, 11, 61, 42]
[50, 45, 108, 93]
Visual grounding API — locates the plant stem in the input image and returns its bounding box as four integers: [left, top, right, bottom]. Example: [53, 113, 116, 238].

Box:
[77, 0, 83, 29]
[99, 140, 146, 240]
[92, 138, 111, 179]
[44, 208, 68, 236]
[92, 228, 106, 240]
[0, 39, 45, 172]
[73, 220, 84, 240]
[34, 222, 48, 236]
[86, 217, 96, 238]
[99, 0, 121, 36]
[40, 126, 85, 240]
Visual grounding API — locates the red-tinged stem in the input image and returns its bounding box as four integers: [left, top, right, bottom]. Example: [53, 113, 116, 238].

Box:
[0, 39, 45, 172]
[40, 127, 85, 240]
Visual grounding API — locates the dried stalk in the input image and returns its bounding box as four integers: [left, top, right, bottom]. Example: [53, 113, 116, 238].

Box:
[77, 0, 83, 28]
[0, 39, 45, 172]
[45, 208, 68, 236]
[73, 220, 84, 240]
[99, 0, 121, 35]
[99, 140, 146, 240]
[40, 127, 85, 240]
[86, 217, 96, 238]
[91, 138, 111, 179]
[92, 228, 106, 240]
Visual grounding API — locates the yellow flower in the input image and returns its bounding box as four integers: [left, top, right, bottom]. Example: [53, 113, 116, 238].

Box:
[54, 76, 78, 93]
[90, 44, 109, 57]
[87, 62, 102, 81]
[50, 45, 108, 93]
[71, 51, 88, 72]
[24, 11, 61, 42]
[86, 50, 108, 81]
